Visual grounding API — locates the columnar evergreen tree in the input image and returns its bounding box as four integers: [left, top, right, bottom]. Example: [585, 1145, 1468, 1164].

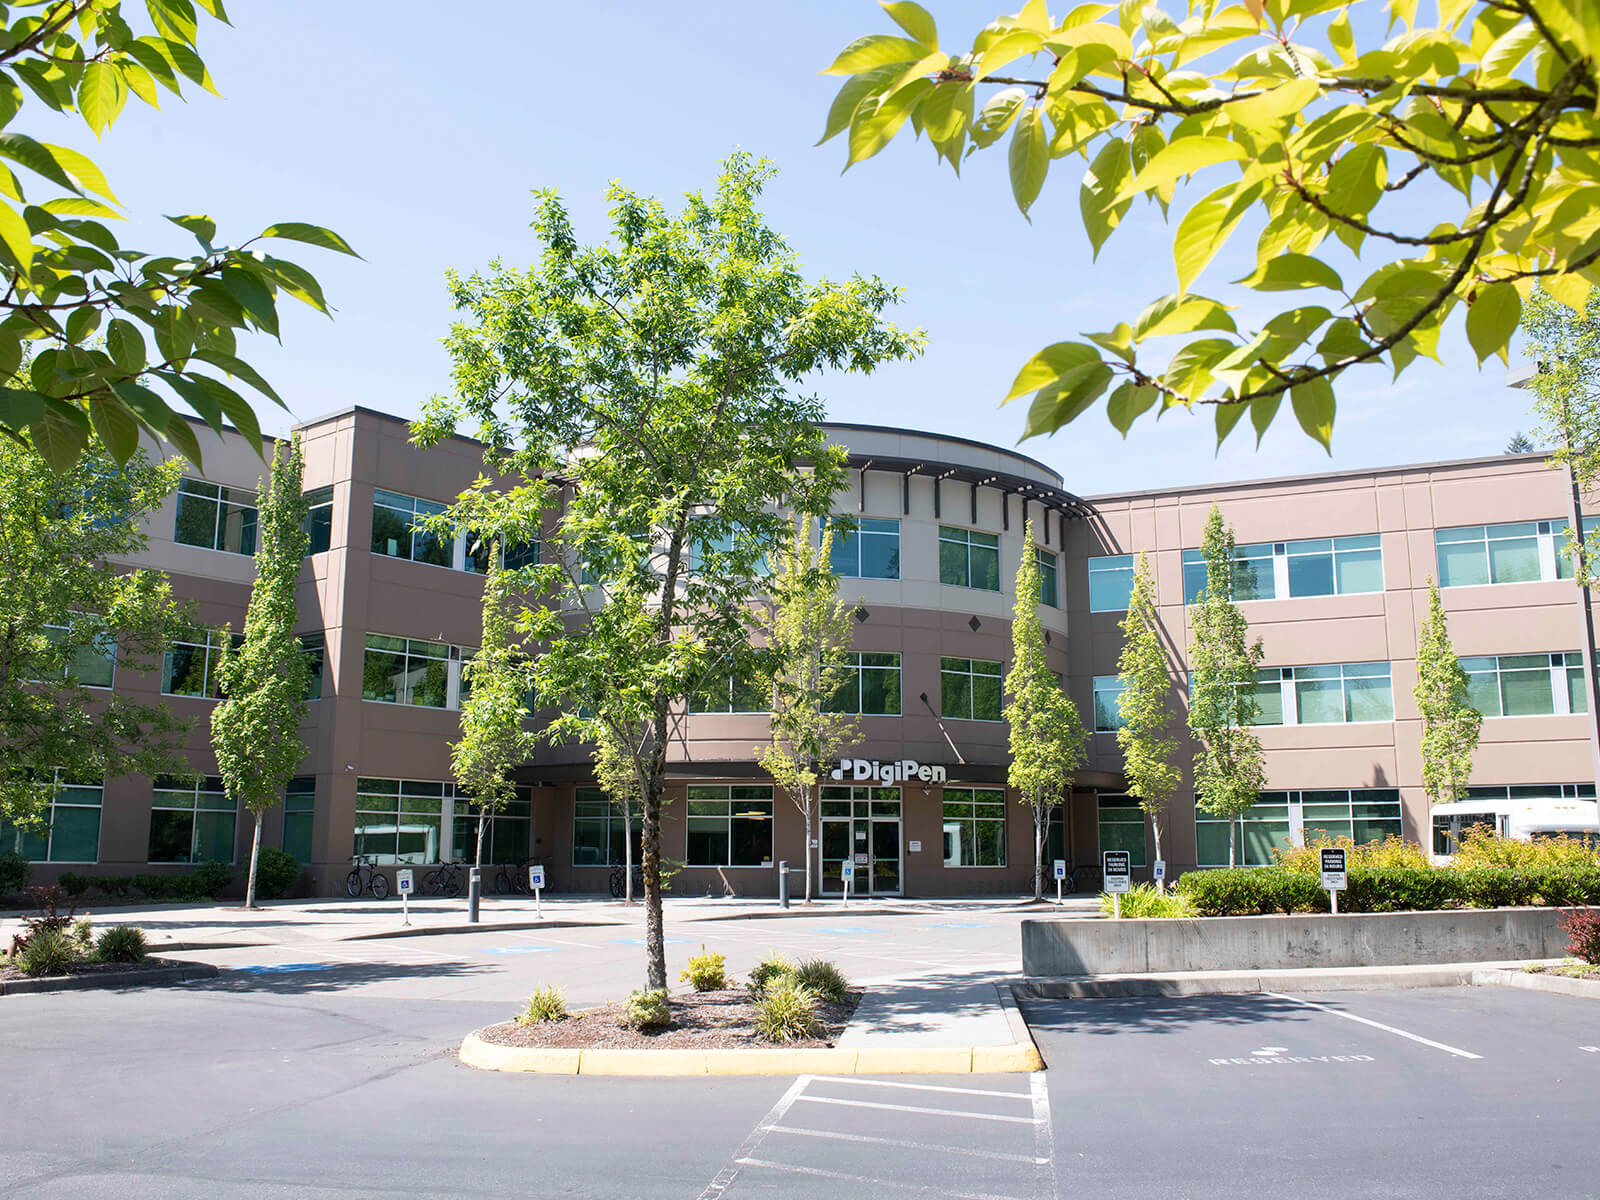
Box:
[417, 155, 920, 990]
[0, 439, 191, 827]
[759, 515, 862, 904]
[1523, 287, 1600, 582]
[1116, 553, 1180, 878]
[211, 438, 310, 909]
[450, 538, 538, 896]
[592, 720, 646, 903]
[1188, 506, 1265, 869]
[1004, 521, 1088, 901]
[1413, 578, 1481, 812]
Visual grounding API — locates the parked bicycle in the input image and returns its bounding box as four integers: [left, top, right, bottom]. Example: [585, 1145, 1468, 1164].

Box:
[494, 859, 537, 896]
[609, 862, 642, 899]
[345, 856, 389, 900]
[423, 861, 463, 898]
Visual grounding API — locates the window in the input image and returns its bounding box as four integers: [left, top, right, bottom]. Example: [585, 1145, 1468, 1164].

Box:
[1555, 516, 1600, 580]
[464, 533, 542, 575]
[281, 777, 315, 863]
[1088, 555, 1134, 612]
[827, 651, 901, 715]
[686, 785, 773, 867]
[1197, 789, 1402, 867]
[452, 786, 531, 865]
[830, 518, 900, 580]
[1097, 793, 1146, 867]
[1093, 675, 1124, 732]
[362, 634, 451, 708]
[303, 487, 333, 555]
[301, 632, 325, 700]
[1183, 542, 1275, 603]
[1284, 535, 1383, 596]
[371, 489, 450, 566]
[1246, 663, 1393, 725]
[0, 770, 102, 863]
[149, 775, 236, 864]
[572, 788, 644, 867]
[1462, 652, 1587, 717]
[353, 778, 446, 865]
[689, 673, 767, 713]
[174, 478, 257, 555]
[1036, 548, 1059, 607]
[942, 787, 1006, 867]
[503, 538, 541, 571]
[939, 526, 1000, 591]
[1436, 520, 1575, 587]
[39, 621, 115, 688]
[941, 657, 1004, 722]
[162, 631, 242, 698]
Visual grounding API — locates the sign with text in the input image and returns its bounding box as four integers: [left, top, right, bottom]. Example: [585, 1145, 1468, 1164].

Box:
[1052, 860, 1067, 881]
[854, 852, 869, 865]
[1153, 860, 1167, 883]
[829, 757, 948, 784]
[1102, 850, 1132, 895]
[396, 869, 414, 895]
[528, 864, 545, 890]
[1320, 848, 1347, 892]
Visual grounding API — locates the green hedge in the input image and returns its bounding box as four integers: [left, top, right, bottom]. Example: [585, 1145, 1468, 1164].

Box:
[1176, 865, 1600, 916]
[55, 862, 233, 903]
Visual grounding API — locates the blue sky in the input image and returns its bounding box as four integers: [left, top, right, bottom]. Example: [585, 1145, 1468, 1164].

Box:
[62, 1, 1537, 496]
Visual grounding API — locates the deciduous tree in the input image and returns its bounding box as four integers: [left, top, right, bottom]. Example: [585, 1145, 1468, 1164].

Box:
[1116, 553, 1180, 876]
[1413, 577, 1481, 813]
[821, 1, 1599, 450]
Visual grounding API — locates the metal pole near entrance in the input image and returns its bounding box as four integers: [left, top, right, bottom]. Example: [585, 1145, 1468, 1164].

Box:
[778, 860, 789, 909]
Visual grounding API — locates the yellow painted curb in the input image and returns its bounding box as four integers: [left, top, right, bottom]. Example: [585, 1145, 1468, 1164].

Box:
[972, 1043, 1045, 1073]
[459, 1033, 579, 1074]
[702, 1047, 859, 1075]
[853, 1046, 974, 1075]
[580, 1048, 709, 1076]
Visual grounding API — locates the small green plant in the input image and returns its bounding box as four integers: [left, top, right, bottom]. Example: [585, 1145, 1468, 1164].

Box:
[516, 984, 567, 1025]
[70, 917, 94, 953]
[746, 950, 794, 997]
[622, 987, 672, 1031]
[1099, 883, 1197, 918]
[252, 847, 303, 901]
[56, 872, 94, 898]
[16, 926, 76, 976]
[678, 945, 727, 992]
[790, 958, 850, 1002]
[753, 978, 824, 1043]
[95, 925, 148, 964]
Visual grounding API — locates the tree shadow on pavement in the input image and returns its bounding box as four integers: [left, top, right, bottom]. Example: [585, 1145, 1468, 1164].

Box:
[1018, 993, 1321, 1037]
[187, 960, 492, 995]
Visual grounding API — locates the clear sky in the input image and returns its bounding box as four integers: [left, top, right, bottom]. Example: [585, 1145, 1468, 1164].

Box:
[61, 1, 1541, 496]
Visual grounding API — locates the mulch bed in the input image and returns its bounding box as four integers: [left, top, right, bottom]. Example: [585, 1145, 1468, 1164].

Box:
[0, 956, 178, 984]
[478, 987, 862, 1050]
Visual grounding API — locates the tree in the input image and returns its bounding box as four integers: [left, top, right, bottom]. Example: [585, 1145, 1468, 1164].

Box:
[758, 515, 862, 904]
[1413, 577, 1481, 813]
[210, 438, 309, 909]
[450, 537, 538, 906]
[1116, 553, 1180, 877]
[0, 437, 191, 826]
[1004, 520, 1087, 901]
[1188, 506, 1265, 868]
[592, 719, 646, 903]
[1523, 286, 1600, 581]
[0, 1, 357, 472]
[820, 1, 1599, 452]
[1505, 432, 1535, 454]
[416, 155, 920, 991]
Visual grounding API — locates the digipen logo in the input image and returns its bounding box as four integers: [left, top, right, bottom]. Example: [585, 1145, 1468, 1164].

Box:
[828, 758, 948, 784]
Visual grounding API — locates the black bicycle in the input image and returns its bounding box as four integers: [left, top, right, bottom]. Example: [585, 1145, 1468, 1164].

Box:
[609, 862, 643, 899]
[423, 861, 463, 898]
[345, 856, 390, 900]
[494, 859, 537, 896]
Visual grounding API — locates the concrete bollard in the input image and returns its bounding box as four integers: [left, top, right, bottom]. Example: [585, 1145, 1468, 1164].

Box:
[778, 861, 789, 909]
[468, 867, 481, 924]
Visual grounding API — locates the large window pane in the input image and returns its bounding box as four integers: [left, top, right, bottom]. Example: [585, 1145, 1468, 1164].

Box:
[147, 810, 192, 863]
[1488, 533, 1540, 583]
[1088, 555, 1134, 612]
[1335, 540, 1384, 593]
[1294, 667, 1345, 724]
[1500, 658, 1555, 716]
[1437, 534, 1489, 587]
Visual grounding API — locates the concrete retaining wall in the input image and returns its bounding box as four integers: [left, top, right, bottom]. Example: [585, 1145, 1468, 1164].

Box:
[1021, 908, 1568, 976]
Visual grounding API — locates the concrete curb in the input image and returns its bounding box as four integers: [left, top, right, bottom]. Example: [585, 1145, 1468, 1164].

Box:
[1472, 967, 1600, 999]
[1016, 964, 1490, 999]
[348, 918, 623, 941]
[0, 961, 219, 996]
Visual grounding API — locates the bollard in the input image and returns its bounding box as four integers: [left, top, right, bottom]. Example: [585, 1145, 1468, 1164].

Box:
[778, 860, 789, 909]
[468, 867, 481, 924]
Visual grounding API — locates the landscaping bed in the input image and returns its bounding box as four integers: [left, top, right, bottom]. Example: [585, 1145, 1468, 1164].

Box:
[0, 954, 191, 985]
[1526, 961, 1600, 980]
[478, 986, 861, 1051]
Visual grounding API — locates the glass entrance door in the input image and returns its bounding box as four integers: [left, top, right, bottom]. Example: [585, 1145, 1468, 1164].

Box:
[819, 786, 901, 896]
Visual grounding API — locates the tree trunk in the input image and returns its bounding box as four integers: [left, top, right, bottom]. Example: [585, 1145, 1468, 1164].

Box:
[1032, 804, 1044, 901]
[476, 808, 487, 873]
[1229, 821, 1237, 869]
[1151, 815, 1164, 890]
[245, 810, 263, 909]
[803, 785, 814, 904]
[623, 801, 635, 904]
[643, 732, 667, 990]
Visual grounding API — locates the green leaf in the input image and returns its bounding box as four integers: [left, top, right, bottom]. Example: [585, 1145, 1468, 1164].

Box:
[161, 406, 205, 467]
[1224, 78, 1319, 133]
[970, 86, 1026, 148]
[0, 387, 46, 428]
[1004, 341, 1102, 402]
[881, 1, 938, 49]
[1248, 393, 1281, 446]
[974, 29, 1045, 81]
[89, 394, 139, 461]
[111, 379, 171, 432]
[64, 305, 100, 345]
[185, 372, 263, 450]
[162, 39, 219, 95]
[149, 0, 201, 44]
[1106, 380, 1157, 435]
[847, 80, 933, 166]
[1163, 337, 1234, 399]
[1215, 399, 1248, 447]
[126, 39, 183, 93]
[823, 34, 927, 74]
[1479, 20, 1540, 81]
[0, 198, 33, 279]
[106, 319, 148, 374]
[77, 62, 127, 137]
[1291, 375, 1335, 451]
[1022, 362, 1113, 437]
[1174, 181, 1254, 292]
[1117, 136, 1246, 202]
[259, 222, 359, 256]
[0, 133, 79, 194]
[120, 60, 162, 109]
[260, 256, 330, 314]
[167, 212, 215, 246]
[1007, 106, 1048, 217]
[818, 67, 896, 145]
[1080, 138, 1131, 258]
[28, 399, 92, 471]
[192, 348, 283, 406]
[1239, 252, 1345, 292]
[1132, 294, 1237, 340]
[220, 265, 279, 336]
[41, 141, 118, 203]
[42, 196, 122, 219]
[1327, 8, 1356, 60]
[1464, 282, 1521, 365]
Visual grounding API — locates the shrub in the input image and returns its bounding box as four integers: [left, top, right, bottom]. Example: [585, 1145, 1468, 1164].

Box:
[252, 847, 302, 901]
[1453, 826, 1600, 871]
[1275, 834, 1429, 873]
[1560, 908, 1600, 965]
[621, 987, 672, 1031]
[133, 862, 233, 903]
[70, 917, 94, 953]
[1344, 868, 1461, 912]
[678, 945, 727, 992]
[753, 979, 824, 1043]
[0, 850, 28, 897]
[1099, 883, 1197, 919]
[746, 951, 795, 997]
[57, 872, 94, 898]
[95, 925, 148, 964]
[791, 959, 850, 1002]
[516, 985, 567, 1025]
[1176, 869, 1324, 916]
[16, 926, 77, 976]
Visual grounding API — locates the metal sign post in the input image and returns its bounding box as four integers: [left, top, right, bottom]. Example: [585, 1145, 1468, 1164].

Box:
[1102, 850, 1132, 920]
[396, 869, 413, 927]
[1321, 848, 1347, 915]
[841, 861, 854, 907]
[1053, 859, 1067, 905]
[529, 864, 545, 920]
[1153, 860, 1167, 888]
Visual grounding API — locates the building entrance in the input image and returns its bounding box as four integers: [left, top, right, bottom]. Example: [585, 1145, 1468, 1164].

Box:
[819, 786, 902, 896]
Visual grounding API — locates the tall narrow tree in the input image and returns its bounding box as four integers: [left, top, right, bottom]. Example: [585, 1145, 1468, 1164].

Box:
[1188, 506, 1266, 869]
[1005, 521, 1088, 901]
[759, 515, 862, 903]
[450, 538, 538, 910]
[1116, 553, 1180, 879]
[1414, 578, 1482, 819]
[593, 720, 646, 903]
[211, 439, 310, 909]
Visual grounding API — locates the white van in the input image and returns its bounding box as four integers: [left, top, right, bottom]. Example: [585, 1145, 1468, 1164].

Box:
[1431, 787, 1599, 862]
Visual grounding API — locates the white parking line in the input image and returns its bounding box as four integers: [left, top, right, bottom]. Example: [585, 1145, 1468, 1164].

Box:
[732, 1157, 1028, 1200]
[793, 1095, 1039, 1124]
[1030, 1072, 1057, 1200]
[695, 1074, 812, 1200]
[1262, 992, 1483, 1060]
[810, 1076, 1033, 1100]
[765, 1124, 1044, 1164]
